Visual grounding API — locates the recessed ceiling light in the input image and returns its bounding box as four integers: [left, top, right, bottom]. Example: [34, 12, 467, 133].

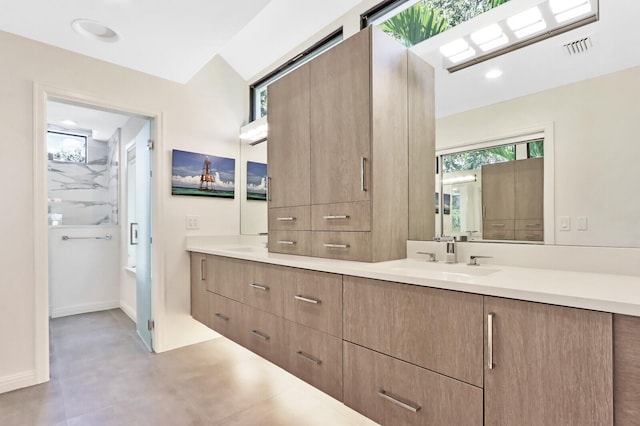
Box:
[485, 69, 503, 79]
[71, 19, 119, 43]
[61, 119, 77, 126]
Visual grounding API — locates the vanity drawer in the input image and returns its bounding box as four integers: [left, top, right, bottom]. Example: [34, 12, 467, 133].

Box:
[311, 201, 371, 231]
[516, 219, 543, 231]
[207, 255, 252, 302]
[243, 306, 285, 368]
[208, 292, 245, 346]
[343, 276, 484, 387]
[283, 268, 342, 338]
[484, 219, 515, 230]
[268, 206, 310, 231]
[285, 321, 343, 401]
[268, 231, 310, 256]
[343, 342, 483, 426]
[515, 230, 544, 241]
[245, 262, 285, 317]
[311, 231, 372, 262]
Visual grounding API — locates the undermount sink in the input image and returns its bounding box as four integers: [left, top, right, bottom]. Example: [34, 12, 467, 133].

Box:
[387, 260, 499, 278]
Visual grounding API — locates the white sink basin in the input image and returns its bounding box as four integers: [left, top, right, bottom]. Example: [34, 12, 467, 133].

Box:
[386, 260, 499, 278]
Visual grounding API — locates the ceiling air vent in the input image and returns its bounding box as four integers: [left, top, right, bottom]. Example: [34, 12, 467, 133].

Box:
[563, 37, 592, 56]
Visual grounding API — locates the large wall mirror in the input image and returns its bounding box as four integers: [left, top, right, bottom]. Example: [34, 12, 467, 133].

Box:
[436, 131, 551, 244]
[239, 117, 268, 235]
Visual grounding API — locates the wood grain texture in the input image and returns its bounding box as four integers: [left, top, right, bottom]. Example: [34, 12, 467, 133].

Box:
[246, 262, 286, 317]
[407, 51, 435, 241]
[482, 160, 515, 221]
[309, 27, 371, 205]
[343, 342, 483, 426]
[207, 292, 245, 346]
[244, 305, 286, 368]
[515, 157, 544, 220]
[484, 297, 613, 426]
[268, 205, 311, 231]
[284, 320, 343, 401]
[189, 252, 208, 325]
[267, 230, 310, 256]
[282, 267, 342, 338]
[206, 255, 252, 302]
[343, 276, 483, 386]
[310, 231, 372, 262]
[614, 314, 640, 425]
[267, 63, 310, 209]
[311, 201, 371, 232]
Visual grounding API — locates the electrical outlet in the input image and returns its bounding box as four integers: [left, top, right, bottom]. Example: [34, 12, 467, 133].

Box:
[559, 216, 571, 231]
[577, 216, 588, 231]
[186, 215, 200, 230]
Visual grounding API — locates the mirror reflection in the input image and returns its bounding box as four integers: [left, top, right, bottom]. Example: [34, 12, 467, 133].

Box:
[436, 137, 544, 243]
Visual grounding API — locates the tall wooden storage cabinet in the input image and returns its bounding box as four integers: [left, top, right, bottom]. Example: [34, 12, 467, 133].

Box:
[267, 26, 434, 262]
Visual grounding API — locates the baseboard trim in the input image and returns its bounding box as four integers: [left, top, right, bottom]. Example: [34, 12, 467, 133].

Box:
[120, 301, 136, 322]
[50, 301, 120, 318]
[0, 370, 40, 394]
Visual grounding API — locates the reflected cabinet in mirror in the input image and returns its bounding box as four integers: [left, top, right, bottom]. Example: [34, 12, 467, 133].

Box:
[436, 136, 545, 243]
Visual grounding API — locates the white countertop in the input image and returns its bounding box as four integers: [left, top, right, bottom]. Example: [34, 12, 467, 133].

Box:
[186, 235, 640, 317]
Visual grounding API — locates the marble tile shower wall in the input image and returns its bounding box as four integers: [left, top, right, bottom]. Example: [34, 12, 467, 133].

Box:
[48, 130, 120, 226]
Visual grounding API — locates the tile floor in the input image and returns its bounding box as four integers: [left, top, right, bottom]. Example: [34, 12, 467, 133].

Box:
[0, 309, 376, 425]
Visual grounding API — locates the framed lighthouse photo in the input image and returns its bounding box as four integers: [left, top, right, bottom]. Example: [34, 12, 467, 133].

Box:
[171, 149, 236, 198]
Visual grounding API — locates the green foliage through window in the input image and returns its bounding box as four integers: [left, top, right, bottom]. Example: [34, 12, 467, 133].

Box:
[442, 145, 515, 173]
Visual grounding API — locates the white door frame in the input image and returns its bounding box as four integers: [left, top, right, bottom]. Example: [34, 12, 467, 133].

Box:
[33, 83, 166, 383]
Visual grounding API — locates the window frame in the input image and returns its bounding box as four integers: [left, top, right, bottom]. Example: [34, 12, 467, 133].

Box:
[248, 27, 343, 122]
[47, 130, 88, 164]
[360, 0, 416, 29]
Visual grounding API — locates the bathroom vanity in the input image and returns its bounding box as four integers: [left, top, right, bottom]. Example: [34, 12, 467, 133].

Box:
[188, 236, 640, 426]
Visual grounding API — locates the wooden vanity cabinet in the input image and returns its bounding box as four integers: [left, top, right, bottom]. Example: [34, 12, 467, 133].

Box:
[614, 314, 640, 425]
[206, 255, 251, 302]
[343, 342, 483, 426]
[207, 292, 245, 346]
[343, 276, 484, 387]
[190, 252, 209, 325]
[484, 297, 613, 426]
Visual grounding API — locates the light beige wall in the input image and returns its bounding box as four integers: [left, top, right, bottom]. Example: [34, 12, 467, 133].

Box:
[436, 65, 640, 248]
[0, 30, 245, 390]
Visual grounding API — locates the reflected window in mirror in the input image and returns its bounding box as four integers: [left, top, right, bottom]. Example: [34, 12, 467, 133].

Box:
[436, 135, 544, 243]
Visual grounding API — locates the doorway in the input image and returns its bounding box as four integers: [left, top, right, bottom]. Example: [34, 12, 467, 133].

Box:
[34, 85, 163, 384]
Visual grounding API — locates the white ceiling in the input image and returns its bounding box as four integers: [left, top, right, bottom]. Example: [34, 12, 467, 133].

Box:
[47, 101, 131, 141]
[3, 0, 638, 119]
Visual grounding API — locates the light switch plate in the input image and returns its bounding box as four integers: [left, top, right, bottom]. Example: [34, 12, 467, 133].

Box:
[186, 215, 200, 230]
[577, 216, 588, 231]
[560, 216, 571, 231]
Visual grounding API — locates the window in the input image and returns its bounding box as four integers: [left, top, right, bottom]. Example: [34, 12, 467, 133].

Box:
[362, 0, 511, 47]
[47, 131, 87, 163]
[442, 144, 515, 173]
[249, 28, 343, 121]
[528, 139, 544, 158]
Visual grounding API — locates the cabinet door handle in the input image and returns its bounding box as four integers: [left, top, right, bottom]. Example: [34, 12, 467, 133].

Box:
[323, 215, 349, 220]
[360, 157, 367, 192]
[296, 351, 322, 365]
[488, 312, 495, 370]
[323, 243, 350, 249]
[482, 205, 486, 219]
[491, 223, 505, 228]
[294, 295, 320, 305]
[276, 217, 295, 221]
[525, 223, 541, 227]
[200, 258, 206, 281]
[249, 283, 269, 291]
[267, 177, 272, 201]
[214, 313, 229, 322]
[378, 390, 421, 413]
[251, 330, 270, 340]
[277, 240, 296, 245]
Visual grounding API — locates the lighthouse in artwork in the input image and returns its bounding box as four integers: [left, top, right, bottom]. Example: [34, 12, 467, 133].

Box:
[199, 156, 215, 191]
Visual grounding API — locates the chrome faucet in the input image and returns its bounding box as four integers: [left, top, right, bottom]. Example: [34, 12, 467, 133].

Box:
[468, 255, 493, 266]
[417, 251, 437, 262]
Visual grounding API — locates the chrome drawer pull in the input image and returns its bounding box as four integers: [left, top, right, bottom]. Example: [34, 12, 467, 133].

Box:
[277, 240, 296, 245]
[491, 223, 505, 227]
[276, 217, 295, 221]
[200, 258, 206, 281]
[323, 215, 350, 220]
[488, 312, 495, 370]
[294, 295, 320, 305]
[296, 351, 322, 365]
[251, 330, 270, 340]
[525, 223, 541, 227]
[249, 283, 269, 291]
[267, 177, 272, 201]
[214, 313, 229, 322]
[378, 390, 421, 413]
[323, 243, 350, 249]
[360, 157, 367, 192]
